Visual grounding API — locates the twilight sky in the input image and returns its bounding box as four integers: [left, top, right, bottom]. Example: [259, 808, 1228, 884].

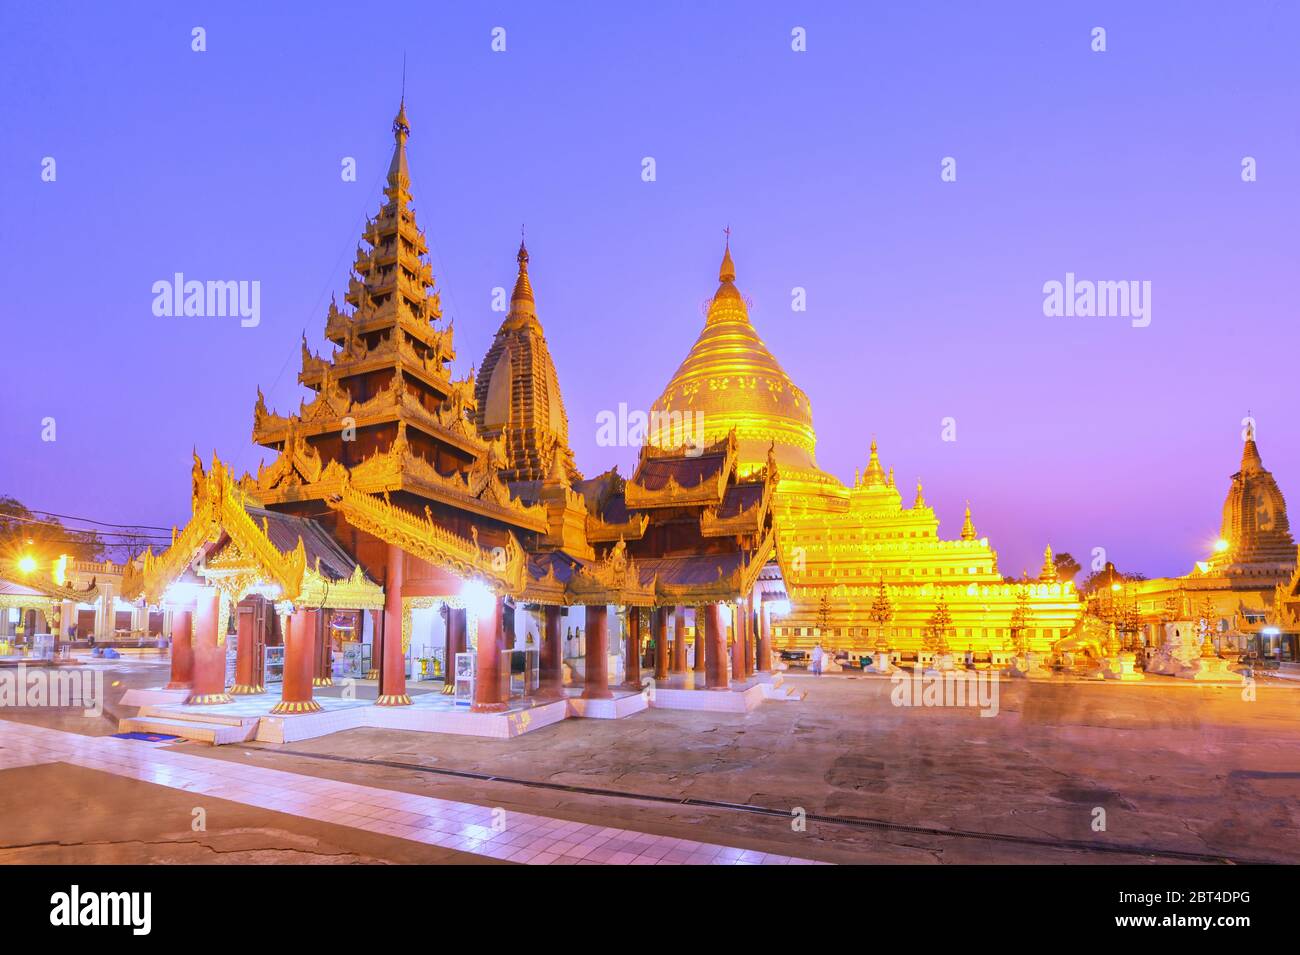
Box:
[2, 1, 1297, 578]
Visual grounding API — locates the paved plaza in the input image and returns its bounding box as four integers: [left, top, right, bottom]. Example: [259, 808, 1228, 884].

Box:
[1, 657, 1297, 864]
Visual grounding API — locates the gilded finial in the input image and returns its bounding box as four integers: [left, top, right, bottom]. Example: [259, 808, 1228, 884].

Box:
[960, 502, 977, 541]
[719, 227, 736, 283]
[863, 437, 886, 487]
[508, 236, 536, 316]
[1039, 545, 1057, 581]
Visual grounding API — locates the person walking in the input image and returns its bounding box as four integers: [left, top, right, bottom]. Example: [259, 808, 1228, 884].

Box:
[811, 642, 824, 677]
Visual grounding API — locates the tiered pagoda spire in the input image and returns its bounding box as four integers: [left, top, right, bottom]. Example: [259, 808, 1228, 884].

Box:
[1209, 424, 1295, 573]
[248, 102, 546, 537]
[474, 240, 580, 484]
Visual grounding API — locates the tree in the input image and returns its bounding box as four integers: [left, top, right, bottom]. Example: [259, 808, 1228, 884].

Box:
[1009, 585, 1030, 652]
[1081, 561, 1147, 595]
[868, 578, 894, 649]
[0, 496, 104, 565]
[926, 597, 952, 653]
[1052, 551, 1082, 584]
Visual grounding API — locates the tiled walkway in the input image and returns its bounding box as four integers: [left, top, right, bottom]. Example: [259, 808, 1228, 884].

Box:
[0, 722, 822, 865]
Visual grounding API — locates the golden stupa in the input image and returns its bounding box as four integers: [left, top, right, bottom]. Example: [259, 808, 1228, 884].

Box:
[650, 241, 1082, 654]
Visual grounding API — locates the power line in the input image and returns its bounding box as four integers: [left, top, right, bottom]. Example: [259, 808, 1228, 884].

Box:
[0, 513, 172, 541]
[3, 510, 173, 533]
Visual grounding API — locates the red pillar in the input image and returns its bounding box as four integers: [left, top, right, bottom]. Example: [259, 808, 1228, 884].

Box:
[313, 610, 333, 687]
[187, 589, 231, 705]
[705, 603, 728, 689]
[166, 610, 194, 689]
[671, 606, 686, 674]
[582, 604, 612, 699]
[230, 604, 263, 694]
[272, 607, 320, 714]
[540, 605, 564, 698]
[472, 595, 508, 712]
[730, 604, 745, 683]
[742, 599, 755, 677]
[622, 607, 642, 689]
[757, 602, 772, 672]
[444, 606, 467, 694]
[365, 609, 382, 680]
[693, 606, 707, 675]
[377, 542, 411, 706]
[653, 607, 669, 680]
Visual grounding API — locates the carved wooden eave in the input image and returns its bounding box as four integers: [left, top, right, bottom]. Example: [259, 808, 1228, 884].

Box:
[624, 468, 728, 510]
[253, 372, 485, 460]
[0, 592, 59, 627]
[249, 443, 549, 534]
[519, 561, 569, 606]
[566, 540, 656, 607]
[2, 574, 100, 605]
[641, 428, 739, 467]
[700, 471, 778, 539]
[585, 511, 649, 544]
[625, 430, 740, 511]
[651, 529, 777, 606]
[298, 562, 386, 610]
[327, 297, 445, 353]
[120, 454, 309, 607]
[299, 329, 458, 402]
[701, 498, 762, 538]
[325, 477, 527, 596]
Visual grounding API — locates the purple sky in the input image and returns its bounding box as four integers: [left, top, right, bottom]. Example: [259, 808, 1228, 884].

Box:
[3, 1, 1297, 578]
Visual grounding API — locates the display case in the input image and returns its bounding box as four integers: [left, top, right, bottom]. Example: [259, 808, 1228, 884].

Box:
[338, 643, 366, 679]
[510, 648, 539, 696]
[454, 651, 475, 706]
[263, 645, 285, 686]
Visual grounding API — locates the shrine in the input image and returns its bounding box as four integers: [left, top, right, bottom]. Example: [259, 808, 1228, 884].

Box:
[113, 102, 793, 744]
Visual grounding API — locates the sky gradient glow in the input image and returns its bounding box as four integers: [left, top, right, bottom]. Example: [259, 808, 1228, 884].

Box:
[2, 1, 1297, 578]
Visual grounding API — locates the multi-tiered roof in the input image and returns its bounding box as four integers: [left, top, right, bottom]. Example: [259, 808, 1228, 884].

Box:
[248, 103, 547, 546]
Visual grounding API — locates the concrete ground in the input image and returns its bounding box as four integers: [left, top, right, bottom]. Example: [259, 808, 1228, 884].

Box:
[2, 658, 1297, 864]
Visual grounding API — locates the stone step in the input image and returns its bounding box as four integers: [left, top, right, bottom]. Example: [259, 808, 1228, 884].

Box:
[120, 716, 255, 746]
[138, 707, 254, 728]
[760, 682, 806, 702]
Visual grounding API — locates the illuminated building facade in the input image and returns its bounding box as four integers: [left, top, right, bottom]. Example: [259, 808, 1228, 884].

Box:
[110, 103, 782, 733]
[649, 245, 1082, 655]
[1126, 426, 1298, 660]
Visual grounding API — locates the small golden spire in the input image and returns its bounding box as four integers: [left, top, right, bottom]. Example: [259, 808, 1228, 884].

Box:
[719, 227, 736, 283]
[387, 99, 411, 191]
[863, 437, 886, 487]
[1241, 419, 1263, 473]
[960, 503, 977, 541]
[513, 238, 533, 300]
[914, 479, 926, 508]
[393, 99, 410, 139]
[1039, 545, 1057, 582]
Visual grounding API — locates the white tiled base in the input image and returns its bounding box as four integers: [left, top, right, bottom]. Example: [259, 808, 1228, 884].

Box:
[651, 683, 767, 712]
[120, 687, 192, 707]
[122, 692, 575, 744]
[566, 690, 651, 719]
[118, 665, 804, 745]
